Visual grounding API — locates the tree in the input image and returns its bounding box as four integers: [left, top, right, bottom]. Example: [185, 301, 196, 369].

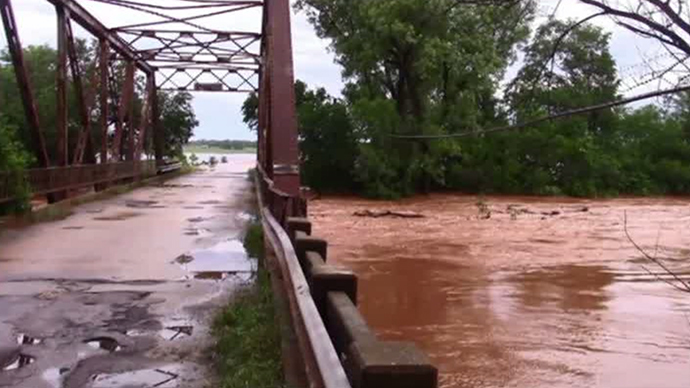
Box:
[242, 80, 358, 192]
[295, 0, 536, 196]
[0, 115, 32, 214]
[157, 91, 198, 158]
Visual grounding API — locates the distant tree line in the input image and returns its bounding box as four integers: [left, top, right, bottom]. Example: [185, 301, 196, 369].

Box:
[188, 139, 257, 151]
[242, 2, 690, 198]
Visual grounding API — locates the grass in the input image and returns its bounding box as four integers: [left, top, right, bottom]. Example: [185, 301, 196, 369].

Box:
[211, 221, 286, 388]
[184, 145, 257, 155]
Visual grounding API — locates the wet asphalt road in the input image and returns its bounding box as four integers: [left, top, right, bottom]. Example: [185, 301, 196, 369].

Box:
[0, 155, 256, 388]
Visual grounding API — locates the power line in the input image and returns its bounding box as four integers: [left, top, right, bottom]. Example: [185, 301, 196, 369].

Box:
[391, 83, 690, 140]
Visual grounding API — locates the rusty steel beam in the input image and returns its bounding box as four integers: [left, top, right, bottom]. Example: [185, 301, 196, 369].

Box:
[0, 0, 50, 167]
[151, 84, 163, 164]
[45, 0, 154, 75]
[127, 73, 135, 162]
[112, 62, 135, 161]
[263, 0, 300, 197]
[56, 5, 69, 167]
[65, 14, 93, 165]
[135, 75, 153, 161]
[99, 39, 110, 164]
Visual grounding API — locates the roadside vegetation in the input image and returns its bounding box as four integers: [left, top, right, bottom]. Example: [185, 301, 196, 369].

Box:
[242, 1, 690, 199]
[212, 220, 285, 388]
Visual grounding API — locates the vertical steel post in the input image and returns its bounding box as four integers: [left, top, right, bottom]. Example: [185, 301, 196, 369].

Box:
[56, 5, 69, 167]
[151, 78, 164, 164]
[66, 16, 91, 165]
[0, 0, 50, 167]
[112, 61, 134, 161]
[127, 74, 135, 162]
[264, 0, 300, 197]
[99, 39, 109, 164]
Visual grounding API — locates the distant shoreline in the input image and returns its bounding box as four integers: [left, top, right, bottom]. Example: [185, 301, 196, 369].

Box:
[184, 145, 257, 155]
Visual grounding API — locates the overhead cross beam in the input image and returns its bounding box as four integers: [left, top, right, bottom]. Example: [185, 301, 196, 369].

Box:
[45, 0, 154, 74]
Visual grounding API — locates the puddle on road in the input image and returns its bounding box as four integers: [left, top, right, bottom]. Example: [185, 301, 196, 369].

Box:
[175, 240, 256, 281]
[17, 334, 42, 345]
[93, 212, 142, 221]
[2, 354, 35, 371]
[125, 200, 166, 209]
[198, 200, 222, 205]
[92, 365, 180, 388]
[85, 337, 122, 352]
[184, 228, 210, 237]
[187, 217, 209, 223]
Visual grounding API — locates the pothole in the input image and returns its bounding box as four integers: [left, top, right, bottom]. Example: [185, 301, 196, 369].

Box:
[198, 200, 222, 205]
[2, 354, 35, 371]
[183, 228, 210, 237]
[194, 272, 235, 280]
[17, 334, 42, 345]
[93, 212, 142, 221]
[187, 217, 209, 223]
[92, 367, 179, 388]
[160, 326, 193, 341]
[174, 254, 194, 265]
[125, 200, 160, 209]
[84, 337, 121, 352]
[62, 226, 84, 230]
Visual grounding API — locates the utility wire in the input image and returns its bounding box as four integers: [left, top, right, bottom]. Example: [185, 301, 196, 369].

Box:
[391, 83, 690, 140]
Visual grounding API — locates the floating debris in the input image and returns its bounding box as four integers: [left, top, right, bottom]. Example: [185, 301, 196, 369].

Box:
[85, 337, 121, 352]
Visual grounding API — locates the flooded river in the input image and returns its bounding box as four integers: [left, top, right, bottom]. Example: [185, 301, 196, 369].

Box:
[310, 194, 690, 388]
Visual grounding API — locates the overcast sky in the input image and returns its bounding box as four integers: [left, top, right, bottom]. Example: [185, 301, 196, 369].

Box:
[0, 0, 676, 141]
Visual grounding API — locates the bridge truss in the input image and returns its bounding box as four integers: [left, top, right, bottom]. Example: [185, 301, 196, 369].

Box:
[0, 0, 300, 206]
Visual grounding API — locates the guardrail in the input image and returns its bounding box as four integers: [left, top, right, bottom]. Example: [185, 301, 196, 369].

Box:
[256, 167, 438, 388]
[0, 160, 166, 204]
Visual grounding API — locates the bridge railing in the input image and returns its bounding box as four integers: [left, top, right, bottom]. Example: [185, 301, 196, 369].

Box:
[0, 161, 159, 204]
[256, 167, 438, 388]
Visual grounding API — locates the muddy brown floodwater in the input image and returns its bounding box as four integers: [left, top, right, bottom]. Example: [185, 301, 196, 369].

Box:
[310, 194, 690, 388]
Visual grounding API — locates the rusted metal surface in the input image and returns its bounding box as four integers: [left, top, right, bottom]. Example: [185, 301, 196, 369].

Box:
[0, 0, 51, 168]
[56, 5, 69, 167]
[257, 177, 351, 388]
[45, 0, 154, 74]
[66, 11, 94, 166]
[0, 161, 157, 204]
[263, 0, 301, 196]
[99, 39, 110, 164]
[112, 62, 135, 161]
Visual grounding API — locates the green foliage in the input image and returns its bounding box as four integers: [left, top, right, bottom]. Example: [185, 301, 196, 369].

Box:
[0, 116, 32, 214]
[158, 91, 199, 158]
[239, 6, 690, 199]
[213, 222, 284, 388]
[0, 42, 198, 168]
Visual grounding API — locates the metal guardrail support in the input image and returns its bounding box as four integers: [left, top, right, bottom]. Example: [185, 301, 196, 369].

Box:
[257, 167, 438, 388]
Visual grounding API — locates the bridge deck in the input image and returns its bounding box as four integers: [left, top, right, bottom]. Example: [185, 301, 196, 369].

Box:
[0, 154, 255, 388]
